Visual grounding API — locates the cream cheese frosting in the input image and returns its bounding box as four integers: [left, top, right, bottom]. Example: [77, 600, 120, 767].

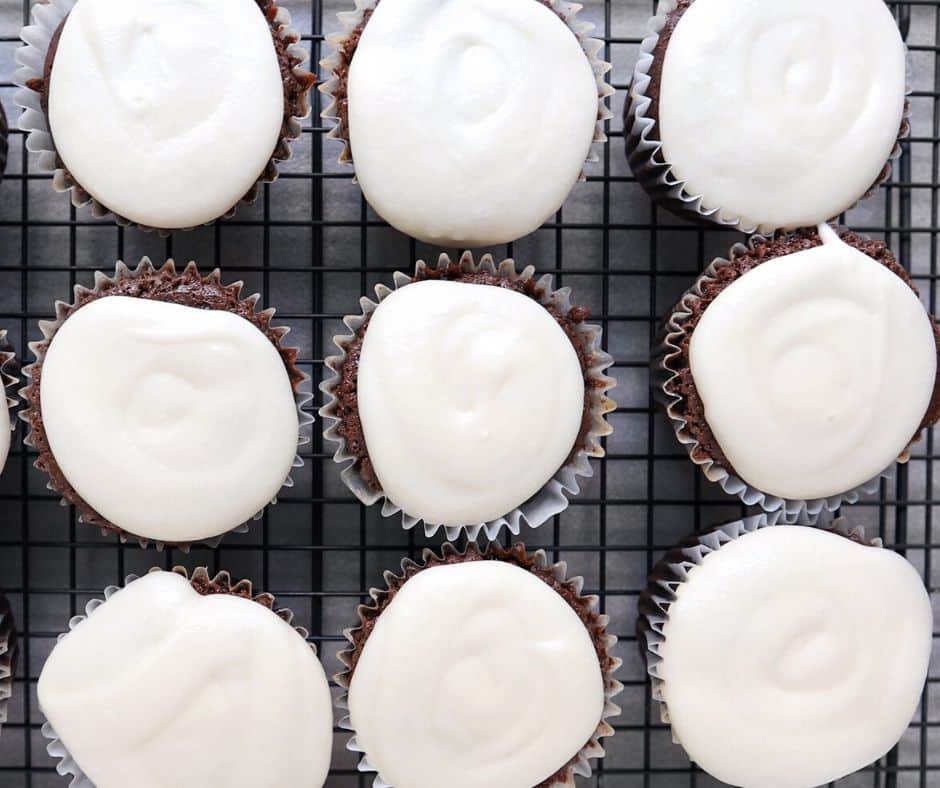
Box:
[38, 571, 334, 788]
[346, 0, 599, 247]
[659, 525, 933, 788]
[347, 560, 605, 788]
[689, 225, 936, 501]
[47, 0, 284, 229]
[657, 0, 907, 231]
[357, 279, 584, 526]
[39, 296, 300, 542]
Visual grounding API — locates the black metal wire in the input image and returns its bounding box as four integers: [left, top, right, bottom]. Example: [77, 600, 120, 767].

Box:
[0, 1, 936, 787]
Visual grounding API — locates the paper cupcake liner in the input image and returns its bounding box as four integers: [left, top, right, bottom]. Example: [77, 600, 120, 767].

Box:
[0, 330, 19, 462]
[0, 593, 17, 735]
[638, 512, 880, 735]
[624, 0, 912, 234]
[19, 258, 313, 551]
[652, 229, 924, 522]
[318, 0, 614, 169]
[40, 566, 317, 787]
[12, 0, 314, 234]
[334, 541, 623, 788]
[319, 251, 617, 542]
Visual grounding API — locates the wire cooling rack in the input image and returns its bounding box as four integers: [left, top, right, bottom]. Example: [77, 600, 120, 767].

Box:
[0, 0, 938, 786]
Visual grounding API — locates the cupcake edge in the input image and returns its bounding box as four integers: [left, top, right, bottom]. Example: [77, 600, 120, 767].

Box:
[334, 541, 624, 788]
[12, 0, 315, 234]
[623, 0, 912, 233]
[318, 250, 617, 542]
[0, 330, 19, 463]
[0, 102, 8, 185]
[653, 227, 940, 521]
[0, 594, 17, 735]
[19, 257, 313, 551]
[317, 0, 614, 168]
[40, 566, 318, 787]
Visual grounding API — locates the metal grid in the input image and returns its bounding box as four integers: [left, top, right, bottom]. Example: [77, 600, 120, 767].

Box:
[0, 0, 937, 786]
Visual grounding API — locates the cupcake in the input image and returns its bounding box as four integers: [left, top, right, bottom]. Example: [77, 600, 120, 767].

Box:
[656, 224, 940, 517]
[638, 514, 933, 787]
[336, 542, 622, 788]
[21, 259, 309, 548]
[320, 252, 616, 541]
[13, 0, 315, 231]
[39, 567, 334, 787]
[320, 0, 613, 247]
[625, 0, 909, 233]
[0, 330, 18, 476]
[0, 593, 16, 734]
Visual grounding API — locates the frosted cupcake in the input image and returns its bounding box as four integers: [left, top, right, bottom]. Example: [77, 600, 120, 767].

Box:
[0, 330, 17, 476]
[656, 224, 940, 517]
[0, 593, 15, 734]
[336, 542, 622, 787]
[320, 0, 612, 247]
[320, 252, 616, 540]
[22, 260, 308, 548]
[639, 515, 932, 787]
[14, 0, 315, 230]
[39, 567, 334, 787]
[626, 0, 909, 232]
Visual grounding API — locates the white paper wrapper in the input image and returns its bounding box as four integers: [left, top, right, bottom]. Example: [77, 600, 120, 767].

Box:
[652, 229, 929, 522]
[0, 329, 19, 474]
[19, 258, 313, 550]
[0, 593, 16, 735]
[40, 567, 318, 786]
[12, 0, 314, 234]
[638, 512, 880, 737]
[318, 0, 614, 169]
[624, 0, 912, 234]
[319, 251, 617, 541]
[334, 541, 623, 788]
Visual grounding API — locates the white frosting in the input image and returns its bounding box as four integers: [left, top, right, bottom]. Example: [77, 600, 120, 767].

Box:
[40, 296, 299, 542]
[38, 571, 333, 788]
[346, 0, 598, 247]
[658, 0, 906, 231]
[348, 560, 605, 788]
[48, 0, 284, 229]
[690, 225, 936, 501]
[659, 525, 933, 788]
[357, 280, 584, 526]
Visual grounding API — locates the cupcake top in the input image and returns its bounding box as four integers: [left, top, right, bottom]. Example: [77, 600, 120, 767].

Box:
[679, 224, 937, 502]
[346, 551, 609, 788]
[654, 0, 906, 231]
[355, 277, 585, 526]
[653, 524, 932, 787]
[342, 0, 600, 247]
[45, 0, 285, 228]
[38, 570, 333, 788]
[28, 266, 302, 545]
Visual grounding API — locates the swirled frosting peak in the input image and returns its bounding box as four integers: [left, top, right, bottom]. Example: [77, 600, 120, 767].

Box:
[38, 571, 334, 788]
[658, 0, 907, 231]
[48, 0, 284, 229]
[39, 295, 300, 542]
[660, 525, 932, 787]
[348, 560, 605, 788]
[346, 0, 599, 247]
[690, 225, 936, 501]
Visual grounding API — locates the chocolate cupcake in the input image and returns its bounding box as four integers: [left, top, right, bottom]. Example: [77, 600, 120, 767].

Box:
[656, 224, 940, 518]
[639, 514, 932, 787]
[0, 330, 18, 477]
[0, 593, 16, 735]
[319, 0, 613, 247]
[336, 542, 622, 788]
[625, 0, 910, 233]
[320, 251, 616, 541]
[21, 259, 310, 549]
[13, 0, 315, 231]
[39, 567, 334, 788]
